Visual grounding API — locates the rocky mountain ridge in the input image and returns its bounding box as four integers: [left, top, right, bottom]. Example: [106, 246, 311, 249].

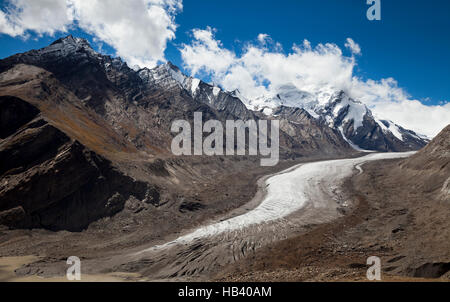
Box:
[135, 47, 427, 152]
[0, 35, 356, 157]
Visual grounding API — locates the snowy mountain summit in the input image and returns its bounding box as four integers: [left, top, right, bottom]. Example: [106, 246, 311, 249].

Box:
[139, 61, 427, 152]
[253, 86, 427, 151]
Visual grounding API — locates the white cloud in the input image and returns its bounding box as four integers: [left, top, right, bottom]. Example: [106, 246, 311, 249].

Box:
[370, 100, 450, 138]
[345, 38, 361, 55]
[257, 33, 269, 44]
[180, 28, 450, 137]
[0, 0, 73, 37]
[350, 77, 450, 137]
[0, 0, 182, 68]
[181, 27, 355, 100]
[70, 0, 181, 67]
[180, 27, 236, 77]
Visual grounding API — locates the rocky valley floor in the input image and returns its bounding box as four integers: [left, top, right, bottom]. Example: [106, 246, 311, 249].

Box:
[3, 152, 447, 282]
[0, 155, 330, 281]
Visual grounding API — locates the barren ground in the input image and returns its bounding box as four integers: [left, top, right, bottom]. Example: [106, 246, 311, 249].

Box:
[1, 154, 448, 282]
[217, 158, 450, 281]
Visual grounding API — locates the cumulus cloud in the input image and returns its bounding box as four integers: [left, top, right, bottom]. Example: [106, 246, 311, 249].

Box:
[350, 77, 450, 137]
[181, 29, 354, 99]
[70, 0, 181, 67]
[180, 28, 450, 137]
[0, 0, 182, 68]
[0, 0, 73, 37]
[180, 27, 236, 77]
[370, 99, 450, 138]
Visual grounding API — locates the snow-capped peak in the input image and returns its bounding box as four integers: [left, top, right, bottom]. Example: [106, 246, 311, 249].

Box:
[235, 85, 427, 150]
[164, 61, 188, 84]
[134, 59, 426, 152]
[230, 89, 250, 103]
[322, 90, 368, 131]
[137, 61, 191, 91]
[237, 84, 322, 118]
[48, 35, 97, 57]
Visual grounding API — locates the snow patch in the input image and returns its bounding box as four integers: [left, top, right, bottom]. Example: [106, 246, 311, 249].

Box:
[262, 107, 273, 115]
[332, 94, 367, 131]
[212, 86, 220, 97]
[168, 65, 186, 85]
[375, 118, 404, 141]
[191, 78, 200, 95]
[387, 123, 403, 141]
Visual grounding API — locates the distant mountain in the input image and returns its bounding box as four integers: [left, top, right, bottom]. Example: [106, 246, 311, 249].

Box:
[136, 58, 427, 152]
[0, 36, 354, 156]
[317, 91, 427, 152]
[137, 62, 254, 120]
[238, 83, 428, 152]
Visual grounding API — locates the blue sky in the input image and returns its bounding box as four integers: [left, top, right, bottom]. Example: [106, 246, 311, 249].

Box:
[1, 0, 449, 105]
[0, 0, 449, 135]
[172, 0, 450, 106]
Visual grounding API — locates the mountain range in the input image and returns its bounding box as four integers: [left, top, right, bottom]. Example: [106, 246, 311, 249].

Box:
[0, 35, 430, 231]
[140, 56, 428, 153]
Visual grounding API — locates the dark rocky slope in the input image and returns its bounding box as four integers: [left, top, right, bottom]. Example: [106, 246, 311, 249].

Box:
[0, 96, 156, 231]
[0, 64, 342, 233]
[400, 124, 450, 201]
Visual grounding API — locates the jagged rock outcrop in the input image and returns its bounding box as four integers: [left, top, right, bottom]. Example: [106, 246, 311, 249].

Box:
[138, 62, 255, 120]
